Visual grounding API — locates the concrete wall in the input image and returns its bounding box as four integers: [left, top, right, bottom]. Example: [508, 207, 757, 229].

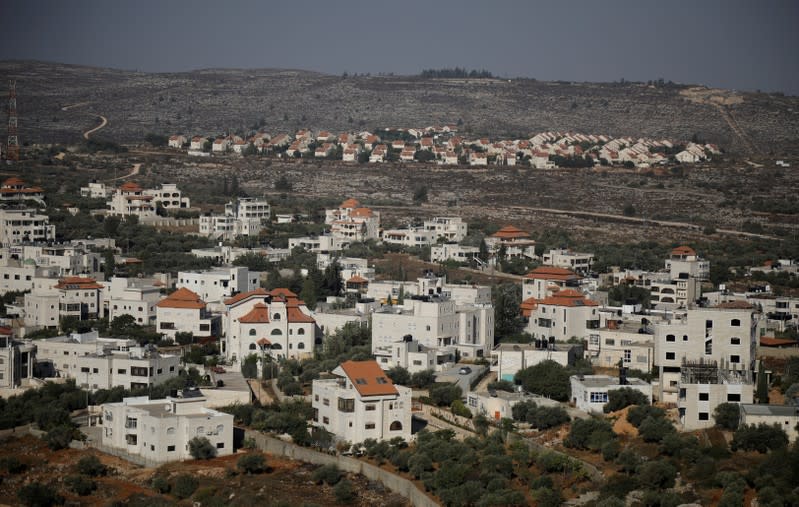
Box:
[243, 430, 438, 507]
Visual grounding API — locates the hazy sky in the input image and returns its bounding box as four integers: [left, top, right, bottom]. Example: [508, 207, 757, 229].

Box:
[3, 0, 798, 95]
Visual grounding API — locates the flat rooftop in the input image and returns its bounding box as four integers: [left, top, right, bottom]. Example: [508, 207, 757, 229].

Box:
[740, 404, 799, 417]
[572, 375, 650, 388]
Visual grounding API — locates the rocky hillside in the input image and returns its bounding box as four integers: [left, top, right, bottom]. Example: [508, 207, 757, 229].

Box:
[1, 60, 797, 154]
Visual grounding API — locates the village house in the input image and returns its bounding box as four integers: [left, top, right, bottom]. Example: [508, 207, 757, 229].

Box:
[168, 135, 186, 148]
[223, 288, 316, 365]
[525, 289, 600, 343]
[739, 404, 799, 443]
[570, 374, 653, 414]
[522, 266, 582, 300]
[199, 197, 270, 240]
[145, 183, 190, 211]
[485, 226, 537, 266]
[589, 317, 655, 371]
[0, 177, 45, 204]
[492, 342, 583, 382]
[542, 248, 595, 275]
[100, 394, 233, 463]
[104, 276, 163, 326]
[189, 136, 206, 151]
[0, 327, 35, 388]
[212, 137, 231, 153]
[311, 359, 412, 444]
[80, 181, 110, 199]
[176, 266, 260, 305]
[430, 243, 480, 264]
[106, 182, 156, 219]
[325, 199, 380, 243]
[156, 287, 217, 339]
[0, 209, 56, 246]
[370, 144, 386, 162]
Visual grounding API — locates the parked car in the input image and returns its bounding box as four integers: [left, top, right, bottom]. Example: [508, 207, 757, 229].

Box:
[458, 366, 472, 375]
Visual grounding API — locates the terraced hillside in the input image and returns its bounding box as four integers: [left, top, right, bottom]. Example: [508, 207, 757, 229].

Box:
[2, 61, 798, 154]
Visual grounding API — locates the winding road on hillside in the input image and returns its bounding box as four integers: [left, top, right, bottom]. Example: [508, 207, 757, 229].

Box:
[60, 101, 109, 140]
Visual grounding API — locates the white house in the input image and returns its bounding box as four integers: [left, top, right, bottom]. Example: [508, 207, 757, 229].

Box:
[0, 327, 35, 388]
[176, 266, 260, 305]
[223, 288, 316, 365]
[106, 182, 156, 219]
[486, 226, 537, 265]
[739, 404, 799, 443]
[525, 289, 600, 343]
[155, 288, 216, 339]
[542, 249, 595, 275]
[325, 199, 381, 243]
[199, 197, 270, 240]
[80, 181, 110, 199]
[0, 209, 56, 246]
[430, 243, 480, 264]
[312, 360, 412, 444]
[168, 135, 186, 149]
[100, 395, 234, 463]
[144, 183, 190, 211]
[522, 266, 582, 300]
[570, 374, 653, 414]
[104, 277, 162, 326]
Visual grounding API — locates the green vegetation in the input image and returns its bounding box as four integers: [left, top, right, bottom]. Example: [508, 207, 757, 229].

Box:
[188, 436, 217, 459]
[17, 482, 64, 507]
[731, 424, 789, 453]
[514, 361, 571, 401]
[172, 473, 199, 499]
[713, 402, 741, 430]
[510, 401, 570, 429]
[237, 453, 267, 474]
[603, 387, 650, 413]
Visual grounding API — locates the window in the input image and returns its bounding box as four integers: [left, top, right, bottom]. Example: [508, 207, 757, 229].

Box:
[297, 342, 305, 349]
[338, 398, 355, 413]
[705, 339, 712, 355]
[698, 393, 709, 401]
[376, 377, 388, 384]
[389, 421, 403, 431]
[683, 335, 688, 341]
[365, 404, 376, 411]
[273, 313, 281, 321]
[314, 394, 319, 402]
[413, 360, 422, 366]
[623, 350, 631, 364]
[167, 427, 176, 435]
[730, 319, 741, 327]
[249, 343, 256, 350]
[249, 329, 256, 336]
[730, 355, 740, 364]
[93, 368, 99, 374]
[199, 324, 210, 332]
[298, 328, 305, 335]
[216, 442, 224, 449]
[322, 416, 329, 424]
[698, 412, 709, 421]
[365, 423, 376, 430]
[666, 352, 676, 360]
[160, 322, 175, 330]
[167, 445, 175, 452]
[666, 334, 676, 342]
[271, 329, 282, 335]
[727, 393, 741, 402]
[130, 366, 148, 377]
[81, 367, 90, 373]
[589, 392, 608, 403]
[323, 398, 330, 406]
[605, 339, 615, 346]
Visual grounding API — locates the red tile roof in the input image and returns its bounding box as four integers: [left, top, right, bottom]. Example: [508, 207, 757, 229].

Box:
[2, 177, 25, 187]
[340, 360, 398, 397]
[346, 275, 369, 284]
[524, 266, 581, 281]
[54, 277, 104, 290]
[671, 245, 696, 257]
[238, 302, 270, 323]
[341, 198, 360, 209]
[287, 307, 315, 323]
[491, 226, 530, 239]
[156, 287, 206, 309]
[539, 289, 598, 307]
[224, 288, 270, 306]
[257, 338, 272, 346]
[520, 297, 539, 317]
[0, 326, 12, 336]
[760, 337, 798, 347]
[119, 181, 143, 192]
[351, 207, 374, 218]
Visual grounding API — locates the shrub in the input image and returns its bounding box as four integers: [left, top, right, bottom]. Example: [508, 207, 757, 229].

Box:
[172, 474, 199, 499]
[410, 369, 435, 388]
[714, 402, 741, 430]
[514, 361, 571, 401]
[188, 436, 217, 460]
[429, 383, 462, 406]
[565, 418, 615, 451]
[333, 478, 355, 503]
[638, 415, 676, 443]
[312, 464, 342, 485]
[386, 366, 411, 386]
[533, 487, 564, 507]
[65, 475, 96, 496]
[450, 399, 472, 418]
[627, 405, 665, 427]
[151, 475, 170, 494]
[637, 459, 677, 489]
[0, 456, 26, 474]
[732, 423, 789, 453]
[237, 453, 266, 474]
[602, 440, 621, 461]
[603, 387, 650, 413]
[17, 482, 63, 507]
[76, 455, 107, 477]
[44, 424, 75, 450]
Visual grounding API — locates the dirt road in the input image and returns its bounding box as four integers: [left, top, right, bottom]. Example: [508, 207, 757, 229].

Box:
[106, 163, 141, 182]
[83, 114, 108, 140]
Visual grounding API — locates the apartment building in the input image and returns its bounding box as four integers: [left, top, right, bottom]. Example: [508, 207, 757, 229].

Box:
[104, 277, 163, 325]
[199, 197, 270, 240]
[106, 182, 156, 219]
[0, 243, 103, 278]
[677, 360, 753, 430]
[381, 228, 436, 248]
[191, 245, 290, 265]
[287, 235, 345, 253]
[101, 395, 234, 463]
[430, 243, 480, 264]
[80, 181, 110, 199]
[423, 217, 467, 242]
[0, 327, 35, 388]
[665, 245, 710, 281]
[367, 275, 491, 307]
[223, 288, 316, 365]
[522, 266, 582, 300]
[589, 318, 654, 371]
[146, 183, 190, 210]
[542, 249, 595, 275]
[325, 198, 380, 243]
[312, 360, 412, 444]
[0, 209, 56, 246]
[176, 267, 260, 305]
[36, 331, 180, 390]
[525, 289, 600, 342]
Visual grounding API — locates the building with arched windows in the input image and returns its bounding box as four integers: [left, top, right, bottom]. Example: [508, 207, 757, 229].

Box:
[223, 288, 316, 366]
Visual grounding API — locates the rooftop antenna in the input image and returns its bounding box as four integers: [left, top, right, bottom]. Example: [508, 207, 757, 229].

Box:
[6, 80, 19, 161]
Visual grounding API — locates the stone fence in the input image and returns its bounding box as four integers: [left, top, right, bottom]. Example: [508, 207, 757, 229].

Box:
[243, 429, 439, 507]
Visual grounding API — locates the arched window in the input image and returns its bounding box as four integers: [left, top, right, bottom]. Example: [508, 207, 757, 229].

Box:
[216, 424, 224, 434]
[297, 342, 305, 349]
[730, 319, 741, 327]
[166, 427, 176, 435]
[249, 343, 256, 350]
[271, 343, 283, 350]
[298, 328, 305, 335]
[196, 426, 204, 435]
[271, 329, 282, 336]
[249, 329, 257, 336]
[273, 313, 281, 320]
[389, 421, 403, 431]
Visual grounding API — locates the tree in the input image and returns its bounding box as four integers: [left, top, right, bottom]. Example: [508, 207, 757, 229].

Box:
[637, 459, 677, 489]
[757, 360, 769, 403]
[714, 402, 741, 430]
[566, 418, 615, 451]
[429, 383, 462, 406]
[300, 277, 318, 310]
[623, 203, 636, 216]
[45, 424, 75, 450]
[174, 331, 194, 346]
[515, 360, 570, 401]
[237, 453, 266, 474]
[76, 455, 107, 477]
[144, 133, 168, 147]
[603, 387, 650, 413]
[188, 436, 217, 459]
[410, 369, 435, 388]
[312, 463, 342, 485]
[172, 474, 199, 499]
[732, 423, 789, 453]
[241, 354, 259, 379]
[493, 283, 524, 340]
[17, 482, 63, 507]
[334, 478, 356, 503]
[65, 475, 96, 496]
[450, 399, 472, 418]
[386, 366, 411, 386]
[638, 415, 676, 443]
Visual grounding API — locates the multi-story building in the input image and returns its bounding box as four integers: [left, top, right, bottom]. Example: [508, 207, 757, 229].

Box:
[588, 318, 654, 372]
[145, 183, 190, 210]
[190, 245, 290, 265]
[367, 275, 491, 307]
[104, 277, 163, 325]
[430, 243, 480, 264]
[0, 209, 56, 246]
[423, 217, 468, 242]
[176, 267, 260, 305]
[484, 225, 537, 265]
[223, 288, 316, 365]
[198, 197, 270, 240]
[54, 276, 103, 321]
[677, 360, 753, 430]
[525, 289, 600, 342]
[739, 404, 799, 443]
[649, 275, 702, 309]
[106, 182, 156, 219]
[371, 294, 494, 365]
[325, 198, 380, 243]
[522, 266, 582, 300]
[80, 181, 110, 199]
[287, 235, 345, 253]
[312, 360, 412, 444]
[666, 245, 710, 281]
[654, 303, 760, 402]
[35, 331, 180, 390]
[542, 249, 595, 275]
[0, 327, 36, 388]
[156, 288, 217, 339]
[0, 177, 45, 204]
[0, 243, 103, 278]
[100, 395, 234, 463]
[570, 374, 653, 414]
[381, 228, 436, 248]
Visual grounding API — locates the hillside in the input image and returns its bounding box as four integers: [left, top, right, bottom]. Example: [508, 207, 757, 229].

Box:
[2, 60, 798, 154]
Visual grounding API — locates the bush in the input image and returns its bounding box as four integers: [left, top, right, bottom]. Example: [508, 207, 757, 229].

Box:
[566, 418, 615, 451]
[637, 459, 677, 489]
[714, 402, 741, 430]
[627, 405, 665, 427]
[0, 456, 26, 474]
[386, 366, 411, 386]
[732, 423, 789, 453]
[514, 360, 570, 401]
[17, 482, 63, 507]
[76, 455, 107, 477]
[603, 387, 649, 413]
[151, 475, 170, 494]
[429, 383, 462, 406]
[312, 464, 342, 485]
[172, 474, 199, 499]
[65, 475, 96, 496]
[188, 436, 217, 459]
[602, 440, 621, 461]
[333, 478, 355, 503]
[533, 487, 564, 507]
[450, 399, 472, 418]
[410, 369, 435, 388]
[44, 424, 75, 450]
[237, 453, 266, 474]
[638, 415, 676, 443]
